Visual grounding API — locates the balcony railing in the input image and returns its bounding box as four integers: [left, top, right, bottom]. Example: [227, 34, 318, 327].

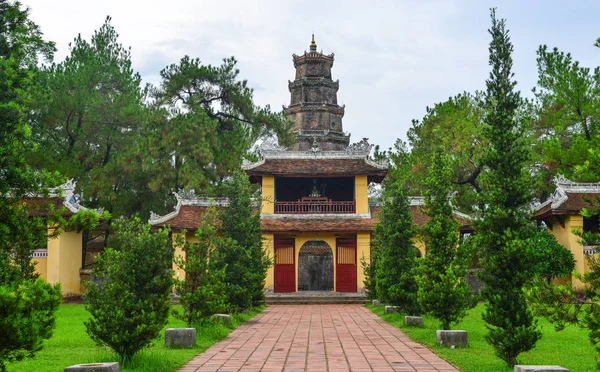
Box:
[275, 197, 355, 214]
[32, 249, 48, 258]
[584, 245, 598, 256]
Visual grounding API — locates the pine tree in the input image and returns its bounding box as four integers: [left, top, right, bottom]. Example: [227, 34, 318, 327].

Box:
[417, 149, 474, 330]
[475, 9, 541, 367]
[373, 179, 420, 314]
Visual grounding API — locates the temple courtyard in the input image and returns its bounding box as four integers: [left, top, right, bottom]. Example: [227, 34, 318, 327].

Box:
[178, 305, 457, 372]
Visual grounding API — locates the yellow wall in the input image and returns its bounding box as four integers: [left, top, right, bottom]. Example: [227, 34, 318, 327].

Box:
[172, 232, 187, 282]
[33, 258, 48, 280]
[357, 232, 371, 291]
[547, 215, 585, 289]
[262, 176, 275, 214]
[355, 175, 369, 214]
[414, 238, 426, 257]
[47, 229, 83, 295]
[263, 233, 275, 291]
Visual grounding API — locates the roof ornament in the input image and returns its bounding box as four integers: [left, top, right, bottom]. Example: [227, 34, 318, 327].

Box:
[258, 136, 287, 155]
[175, 188, 197, 202]
[311, 137, 320, 152]
[310, 33, 317, 52]
[346, 138, 373, 153]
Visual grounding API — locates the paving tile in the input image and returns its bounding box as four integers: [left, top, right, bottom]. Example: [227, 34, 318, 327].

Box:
[178, 304, 457, 372]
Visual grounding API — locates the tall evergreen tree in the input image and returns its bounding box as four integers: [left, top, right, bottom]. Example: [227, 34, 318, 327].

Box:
[417, 149, 474, 330]
[216, 171, 270, 311]
[29, 17, 155, 218]
[174, 206, 227, 326]
[475, 9, 541, 367]
[0, 2, 62, 370]
[373, 178, 420, 314]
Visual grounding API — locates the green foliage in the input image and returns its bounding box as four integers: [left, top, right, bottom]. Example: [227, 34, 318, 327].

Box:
[474, 9, 541, 367]
[0, 279, 61, 372]
[7, 304, 264, 372]
[29, 17, 159, 218]
[361, 249, 378, 299]
[147, 56, 293, 195]
[408, 92, 487, 213]
[215, 171, 271, 312]
[417, 149, 474, 330]
[532, 42, 600, 195]
[85, 217, 173, 363]
[0, 2, 62, 370]
[528, 229, 575, 281]
[173, 207, 227, 326]
[373, 179, 420, 314]
[528, 254, 600, 368]
[368, 302, 597, 372]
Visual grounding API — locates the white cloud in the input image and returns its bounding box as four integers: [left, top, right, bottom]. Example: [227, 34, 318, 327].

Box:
[24, 0, 600, 150]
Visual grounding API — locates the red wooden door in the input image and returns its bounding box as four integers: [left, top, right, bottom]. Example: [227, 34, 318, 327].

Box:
[336, 238, 357, 292]
[274, 238, 295, 293]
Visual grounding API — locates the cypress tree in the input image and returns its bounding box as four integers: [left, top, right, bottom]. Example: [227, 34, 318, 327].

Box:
[373, 180, 420, 314]
[217, 171, 270, 312]
[476, 9, 541, 367]
[417, 149, 474, 330]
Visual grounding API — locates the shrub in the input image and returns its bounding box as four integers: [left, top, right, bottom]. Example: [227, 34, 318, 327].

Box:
[0, 279, 61, 372]
[85, 217, 172, 363]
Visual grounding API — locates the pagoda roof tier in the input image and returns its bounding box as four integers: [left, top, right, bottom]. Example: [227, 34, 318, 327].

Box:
[532, 177, 600, 220]
[283, 103, 345, 115]
[244, 138, 387, 182]
[149, 196, 473, 233]
[292, 51, 335, 66]
[288, 78, 340, 90]
[245, 158, 387, 180]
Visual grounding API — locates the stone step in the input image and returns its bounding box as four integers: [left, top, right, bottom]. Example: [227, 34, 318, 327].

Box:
[266, 295, 368, 305]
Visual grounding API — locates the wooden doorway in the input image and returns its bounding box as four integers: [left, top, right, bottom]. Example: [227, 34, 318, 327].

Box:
[298, 241, 333, 291]
[336, 237, 357, 292]
[274, 238, 295, 292]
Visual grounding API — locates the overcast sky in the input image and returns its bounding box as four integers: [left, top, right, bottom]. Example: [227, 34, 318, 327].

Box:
[24, 0, 599, 151]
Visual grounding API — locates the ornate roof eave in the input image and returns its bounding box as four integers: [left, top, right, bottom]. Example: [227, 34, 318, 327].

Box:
[48, 179, 99, 214]
[532, 176, 600, 215]
[148, 190, 229, 226]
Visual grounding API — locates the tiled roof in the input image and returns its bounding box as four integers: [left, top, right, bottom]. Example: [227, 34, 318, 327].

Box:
[532, 178, 600, 219]
[245, 159, 387, 177]
[153, 204, 472, 232]
[261, 215, 377, 233]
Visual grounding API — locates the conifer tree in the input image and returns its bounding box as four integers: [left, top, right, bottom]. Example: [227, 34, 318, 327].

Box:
[475, 9, 541, 367]
[417, 149, 474, 330]
[85, 218, 172, 363]
[174, 206, 227, 326]
[216, 171, 270, 311]
[373, 179, 420, 314]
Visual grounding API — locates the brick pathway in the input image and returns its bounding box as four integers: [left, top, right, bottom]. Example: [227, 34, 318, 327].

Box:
[179, 304, 457, 372]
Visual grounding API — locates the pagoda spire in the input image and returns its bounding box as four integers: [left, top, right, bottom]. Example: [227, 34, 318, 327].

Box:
[284, 38, 349, 151]
[310, 34, 317, 52]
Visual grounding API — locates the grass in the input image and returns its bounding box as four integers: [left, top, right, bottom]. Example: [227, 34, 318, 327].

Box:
[7, 304, 264, 372]
[367, 303, 597, 372]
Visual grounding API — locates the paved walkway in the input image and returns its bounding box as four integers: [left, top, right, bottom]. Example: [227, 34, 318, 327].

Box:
[179, 304, 457, 372]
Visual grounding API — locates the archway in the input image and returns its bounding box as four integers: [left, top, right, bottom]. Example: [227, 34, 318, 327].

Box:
[298, 240, 333, 291]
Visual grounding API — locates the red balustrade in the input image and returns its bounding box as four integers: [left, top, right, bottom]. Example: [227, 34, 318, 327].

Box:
[275, 197, 355, 214]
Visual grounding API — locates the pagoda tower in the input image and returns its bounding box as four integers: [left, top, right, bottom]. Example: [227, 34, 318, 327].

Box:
[284, 35, 350, 151]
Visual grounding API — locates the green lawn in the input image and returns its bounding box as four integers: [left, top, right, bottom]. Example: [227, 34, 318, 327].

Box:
[7, 304, 263, 372]
[367, 303, 596, 372]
